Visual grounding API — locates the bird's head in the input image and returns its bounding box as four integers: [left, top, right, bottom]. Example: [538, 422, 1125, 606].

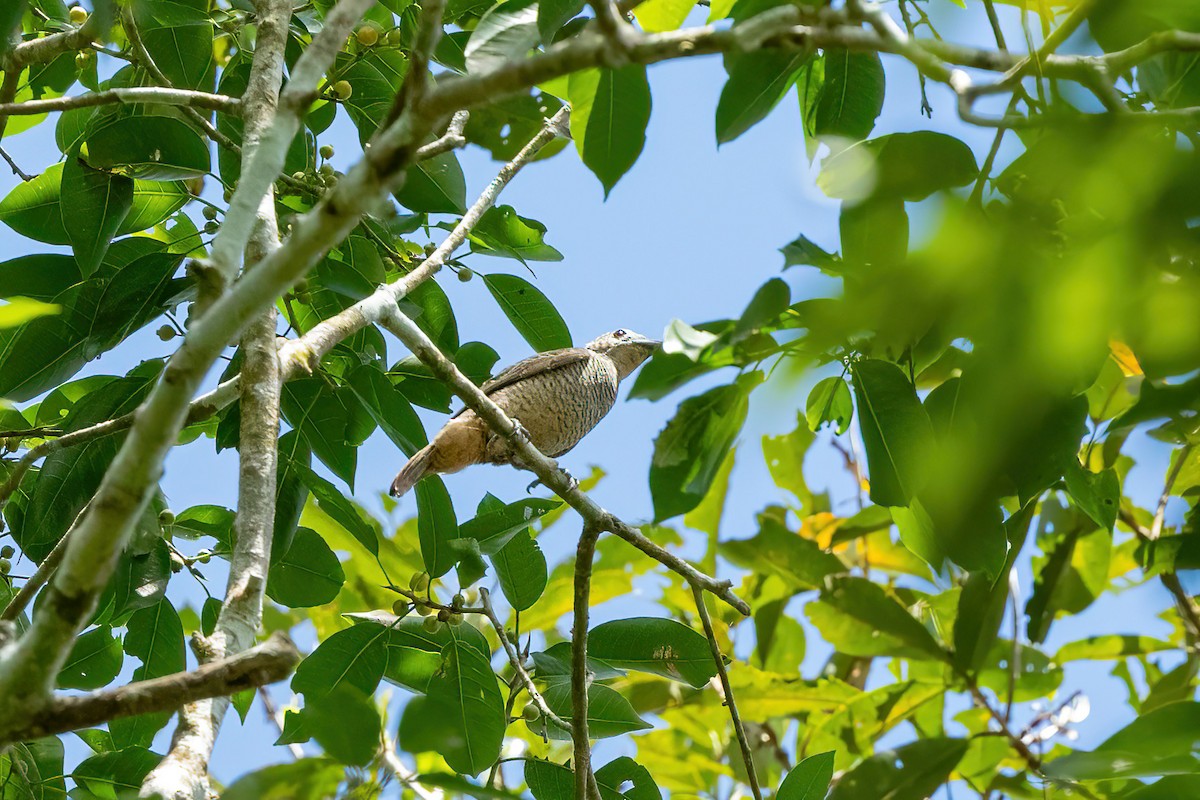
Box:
[586, 329, 661, 379]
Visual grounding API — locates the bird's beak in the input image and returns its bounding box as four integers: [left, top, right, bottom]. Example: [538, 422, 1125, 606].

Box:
[630, 334, 661, 349]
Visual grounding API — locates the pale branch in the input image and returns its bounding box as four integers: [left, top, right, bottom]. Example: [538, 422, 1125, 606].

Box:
[0, 68, 21, 143]
[3, 14, 105, 71]
[203, 0, 378, 291]
[572, 525, 602, 800]
[479, 588, 570, 733]
[692, 584, 761, 800]
[0, 87, 241, 116]
[0, 0, 378, 732]
[140, 0, 290, 794]
[589, 0, 640, 60]
[414, 110, 471, 161]
[965, 679, 1044, 772]
[0, 632, 300, 744]
[386, 0, 448, 128]
[381, 742, 443, 800]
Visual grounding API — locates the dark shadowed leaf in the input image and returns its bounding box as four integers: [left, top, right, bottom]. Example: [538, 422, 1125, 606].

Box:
[73, 747, 161, 798]
[417, 475, 459, 578]
[813, 49, 884, 142]
[828, 738, 967, 800]
[131, 0, 215, 90]
[267, 526, 346, 608]
[57, 626, 123, 691]
[60, 155, 132, 277]
[110, 599, 185, 748]
[426, 637, 506, 775]
[851, 359, 934, 507]
[535, 680, 652, 740]
[292, 620, 390, 700]
[716, 51, 810, 144]
[218, 759, 345, 800]
[307, 686, 382, 767]
[482, 273, 573, 352]
[395, 151, 468, 214]
[492, 528, 548, 611]
[84, 114, 211, 181]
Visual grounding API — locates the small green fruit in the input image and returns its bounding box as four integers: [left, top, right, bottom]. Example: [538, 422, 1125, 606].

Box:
[0, 545, 14, 559]
[424, 242, 437, 256]
[409, 572, 430, 592]
[457, 268, 473, 282]
[69, 6, 88, 24]
[415, 601, 434, 616]
[197, 552, 211, 564]
[392, 598, 409, 615]
[332, 80, 353, 100]
[203, 205, 218, 220]
[386, 29, 404, 46]
[437, 607, 451, 623]
[0, 558, 10, 574]
[158, 509, 175, 526]
[356, 25, 379, 46]
[320, 144, 335, 160]
[4, 437, 21, 452]
[204, 220, 220, 234]
[319, 163, 336, 177]
[522, 703, 540, 721]
[451, 593, 465, 610]
[448, 612, 464, 626]
[157, 324, 177, 341]
[422, 615, 441, 633]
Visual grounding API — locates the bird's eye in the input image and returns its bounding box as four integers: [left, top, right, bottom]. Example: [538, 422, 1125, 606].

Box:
[615, 329, 627, 338]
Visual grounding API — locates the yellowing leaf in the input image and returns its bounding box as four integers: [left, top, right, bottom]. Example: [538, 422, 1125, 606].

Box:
[1109, 339, 1143, 376]
[0, 297, 60, 328]
[633, 0, 695, 32]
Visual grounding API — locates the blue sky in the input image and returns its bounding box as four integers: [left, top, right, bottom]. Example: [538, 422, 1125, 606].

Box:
[0, 0, 1189, 791]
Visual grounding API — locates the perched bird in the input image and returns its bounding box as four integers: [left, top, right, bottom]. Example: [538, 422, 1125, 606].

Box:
[390, 329, 660, 497]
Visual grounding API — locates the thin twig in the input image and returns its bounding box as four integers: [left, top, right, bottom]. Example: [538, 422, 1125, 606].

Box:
[0, 87, 241, 116]
[479, 589, 571, 732]
[0, 145, 34, 181]
[0, 502, 90, 623]
[692, 584, 761, 800]
[571, 525, 602, 800]
[982, 0, 1007, 52]
[257, 686, 305, 759]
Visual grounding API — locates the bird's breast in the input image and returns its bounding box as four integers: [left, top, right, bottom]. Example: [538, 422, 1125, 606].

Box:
[488, 356, 619, 459]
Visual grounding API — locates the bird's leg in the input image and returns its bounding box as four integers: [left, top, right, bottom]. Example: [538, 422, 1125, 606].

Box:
[526, 466, 579, 494]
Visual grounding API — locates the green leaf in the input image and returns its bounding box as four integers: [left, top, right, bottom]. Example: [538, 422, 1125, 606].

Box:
[131, 0, 215, 91]
[1003, 394, 1089, 503]
[813, 50, 885, 142]
[0, 245, 184, 401]
[482, 273, 573, 352]
[807, 576, 946, 660]
[281, 378, 362, 489]
[587, 617, 716, 688]
[219, 761, 344, 799]
[525, 757, 662, 800]
[60, 155, 133, 276]
[0, 297, 60, 328]
[426, 637, 506, 775]
[851, 359, 934, 507]
[828, 738, 968, 800]
[336, 48, 407, 142]
[761, 414, 822, 512]
[818, 132, 979, 201]
[569, 65, 652, 196]
[492, 528, 548, 611]
[840, 197, 908, 266]
[535, 680, 652, 740]
[650, 375, 759, 522]
[292, 620, 390, 700]
[57, 625, 123, 690]
[735, 277, 790, 336]
[777, 751, 835, 800]
[720, 511, 844, 591]
[459, 495, 561, 553]
[1064, 459, 1119, 532]
[469, 205, 564, 263]
[84, 114, 211, 180]
[416, 475, 459, 578]
[306, 686, 382, 767]
[466, 0, 539, 74]
[1044, 702, 1200, 780]
[294, 464, 379, 556]
[73, 747, 161, 799]
[1055, 634, 1175, 662]
[716, 51, 810, 144]
[633, 0, 696, 31]
[805, 375, 853, 434]
[267, 526, 346, 608]
[110, 598, 185, 748]
[348, 364, 428, 457]
[781, 234, 840, 272]
[537, 0, 586, 42]
[273, 431, 311, 561]
[395, 150, 468, 214]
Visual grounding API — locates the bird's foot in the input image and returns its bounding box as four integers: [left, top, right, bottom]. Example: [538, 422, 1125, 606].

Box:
[525, 467, 578, 494]
[508, 418, 530, 445]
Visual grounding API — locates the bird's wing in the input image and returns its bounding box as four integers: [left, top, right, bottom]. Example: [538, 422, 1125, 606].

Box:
[450, 348, 591, 418]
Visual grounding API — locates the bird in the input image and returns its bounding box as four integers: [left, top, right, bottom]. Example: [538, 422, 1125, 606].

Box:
[390, 329, 660, 497]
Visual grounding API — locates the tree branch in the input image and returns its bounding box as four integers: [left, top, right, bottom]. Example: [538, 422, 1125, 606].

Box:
[479, 588, 571, 733]
[692, 584, 761, 800]
[0, 632, 299, 744]
[0, 87, 241, 116]
[140, 0, 290, 793]
[572, 524, 602, 800]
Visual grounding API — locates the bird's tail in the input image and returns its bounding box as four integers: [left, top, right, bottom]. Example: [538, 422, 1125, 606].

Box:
[391, 444, 436, 498]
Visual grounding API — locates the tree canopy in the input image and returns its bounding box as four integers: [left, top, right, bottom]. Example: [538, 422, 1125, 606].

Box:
[1, 0, 1200, 799]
